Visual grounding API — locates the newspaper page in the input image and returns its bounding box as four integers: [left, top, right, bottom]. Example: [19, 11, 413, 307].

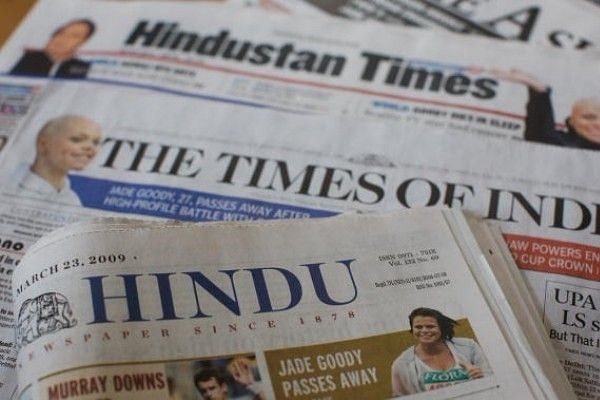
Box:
[0, 81, 598, 398]
[0, 79, 44, 150]
[11, 210, 575, 399]
[1, 0, 598, 144]
[0, 0, 599, 398]
[231, 0, 327, 15]
[137, 0, 325, 16]
[290, 0, 600, 51]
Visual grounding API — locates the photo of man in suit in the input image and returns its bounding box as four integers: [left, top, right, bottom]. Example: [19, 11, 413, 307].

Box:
[10, 18, 95, 78]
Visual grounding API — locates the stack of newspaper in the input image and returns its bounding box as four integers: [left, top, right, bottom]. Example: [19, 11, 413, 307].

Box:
[0, 0, 599, 399]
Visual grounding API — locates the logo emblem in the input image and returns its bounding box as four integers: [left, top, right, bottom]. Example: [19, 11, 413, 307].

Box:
[17, 292, 77, 347]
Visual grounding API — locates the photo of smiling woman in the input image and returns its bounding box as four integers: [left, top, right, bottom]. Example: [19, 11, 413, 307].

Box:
[391, 307, 491, 396]
[9, 114, 102, 205]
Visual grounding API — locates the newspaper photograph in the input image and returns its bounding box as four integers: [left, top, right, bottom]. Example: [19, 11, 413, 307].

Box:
[10, 210, 575, 399]
[0, 0, 599, 148]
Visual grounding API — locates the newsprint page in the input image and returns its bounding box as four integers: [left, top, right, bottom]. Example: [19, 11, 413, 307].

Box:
[0, 0, 598, 399]
[1, 1, 600, 142]
[12, 210, 576, 399]
[286, 0, 600, 51]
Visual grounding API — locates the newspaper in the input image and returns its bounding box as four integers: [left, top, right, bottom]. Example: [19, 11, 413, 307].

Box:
[0, 0, 598, 398]
[2, 0, 598, 144]
[0, 82, 598, 398]
[288, 0, 600, 51]
[0, 79, 44, 146]
[11, 209, 576, 399]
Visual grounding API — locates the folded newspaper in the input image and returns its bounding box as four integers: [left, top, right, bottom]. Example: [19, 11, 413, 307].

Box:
[11, 209, 575, 399]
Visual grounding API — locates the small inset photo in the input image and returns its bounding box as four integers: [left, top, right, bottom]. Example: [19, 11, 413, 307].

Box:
[391, 307, 492, 396]
[165, 353, 266, 400]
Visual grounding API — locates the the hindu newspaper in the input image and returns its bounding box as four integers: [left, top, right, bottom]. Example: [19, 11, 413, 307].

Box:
[0, 81, 598, 398]
[11, 209, 577, 399]
[1, 0, 600, 144]
[288, 0, 600, 51]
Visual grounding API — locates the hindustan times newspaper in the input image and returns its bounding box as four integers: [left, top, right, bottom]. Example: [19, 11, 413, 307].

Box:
[11, 210, 576, 399]
[1, 0, 599, 143]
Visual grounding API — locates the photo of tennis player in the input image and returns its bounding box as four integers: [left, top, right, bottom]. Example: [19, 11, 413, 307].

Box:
[165, 355, 266, 400]
[391, 307, 491, 396]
